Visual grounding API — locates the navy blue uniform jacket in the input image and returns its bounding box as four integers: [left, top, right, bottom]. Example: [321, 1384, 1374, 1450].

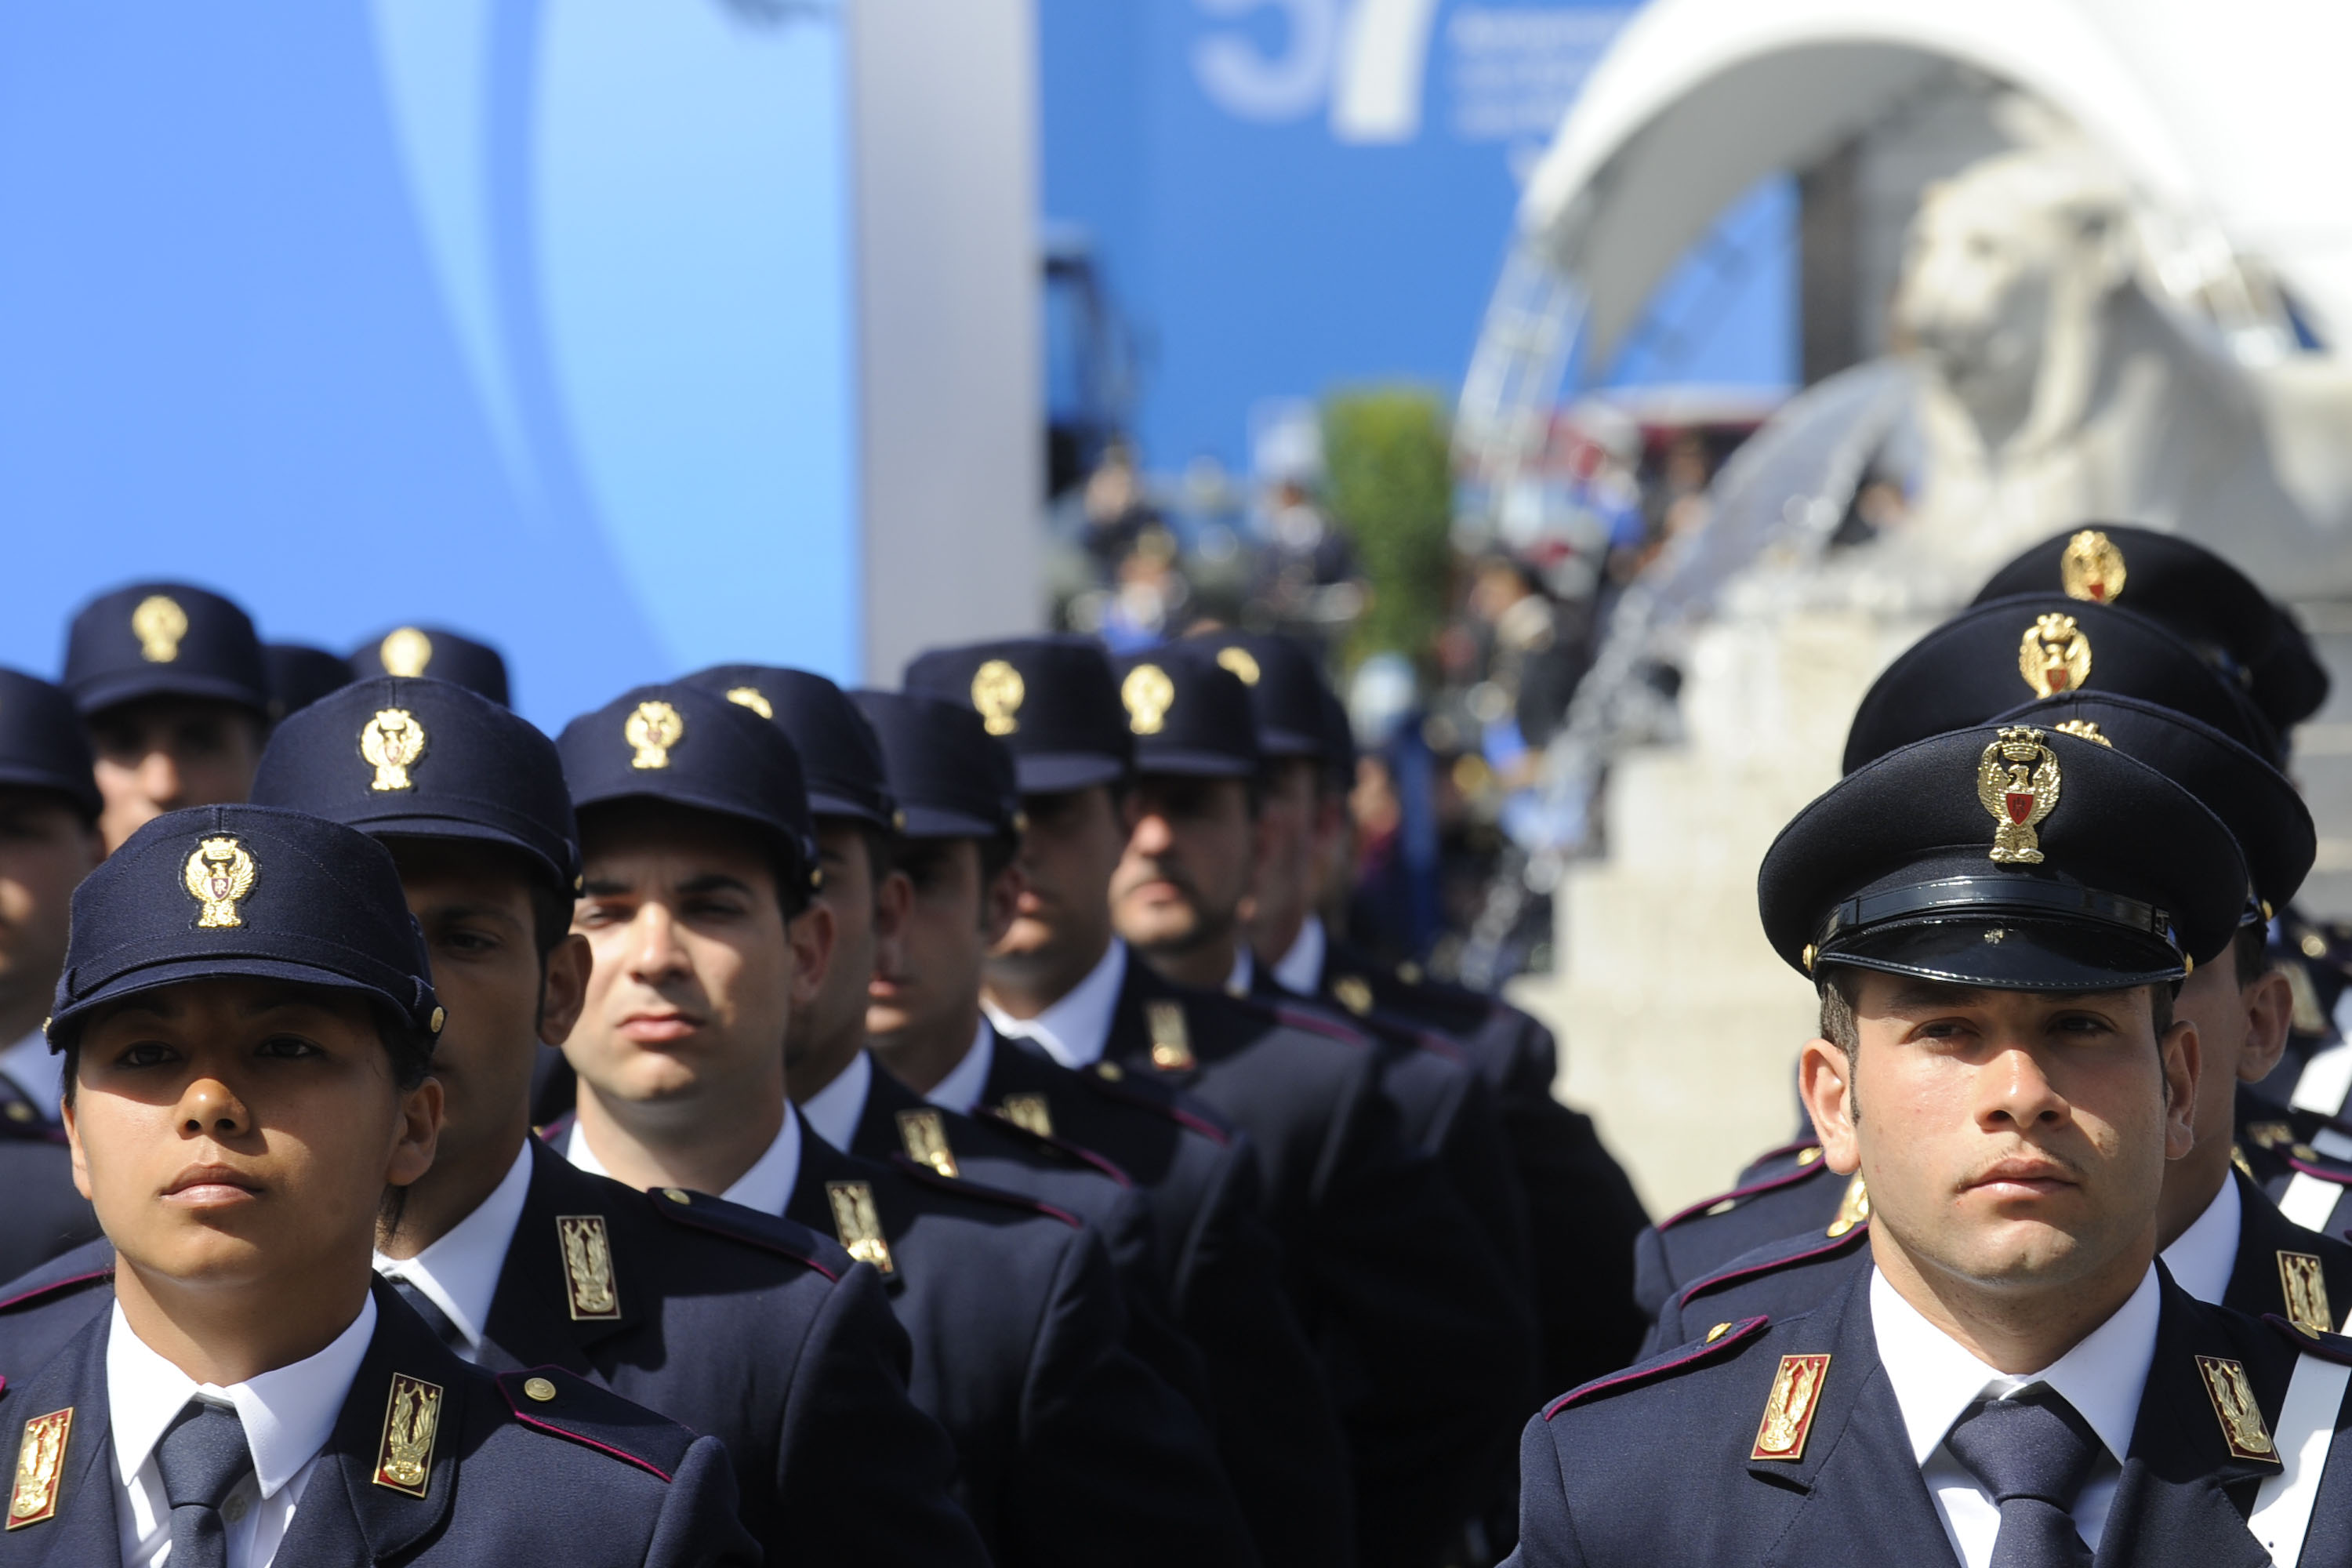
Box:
[1512, 1263, 2352, 1567]
[1632, 1138, 1852, 1323]
[1106, 958, 1534, 1568]
[785, 1128, 1258, 1568]
[0, 1076, 98, 1285]
[0, 1273, 756, 1566]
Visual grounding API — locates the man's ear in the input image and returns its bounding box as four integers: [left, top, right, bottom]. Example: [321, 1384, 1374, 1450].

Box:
[982, 860, 1025, 946]
[387, 1076, 444, 1189]
[2236, 969, 2295, 1085]
[869, 869, 913, 988]
[538, 933, 591, 1047]
[2162, 1017, 2201, 1162]
[1798, 1040, 1860, 1177]
[786, 902, 840, 1008]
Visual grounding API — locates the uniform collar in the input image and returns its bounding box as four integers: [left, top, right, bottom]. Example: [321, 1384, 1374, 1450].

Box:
[1869, 1262, 2157, 1468]
[566, 1097, 801, 1215]
[373, 1140, 535, 1354]
[1225, 947, 1254, 998]
[985, 938, 1127, 1069]
[924, 1020, 995, 1116]
[797, 1051, 871, 1154]
[107, 1289, 378, 1499]
[2156, 1173, 2241, 1306]
[0, 1028, 61, 1116]
[1272, 914, 1327, 996]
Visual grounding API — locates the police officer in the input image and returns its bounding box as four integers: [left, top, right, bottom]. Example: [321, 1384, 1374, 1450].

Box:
[63, 583, 273, 851]
[1512, 723, 2352, 1568]
[853, 681, 1355, 1568]
[258, 644, 352, 724]
[0, 669, 105, 1279]
[1653, 691, 2347, 1349]
[0, 805, 756, 1565]
[1192, 626, 1653, 1392]
[550, 681, 1258, 1568]
[350, 626, 514, 707]
[241, 673, 989, 1567]
[907, 634, 1537, 1568]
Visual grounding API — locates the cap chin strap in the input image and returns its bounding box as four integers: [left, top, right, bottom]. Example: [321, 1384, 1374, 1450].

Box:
[1813, 875, 2180, 960]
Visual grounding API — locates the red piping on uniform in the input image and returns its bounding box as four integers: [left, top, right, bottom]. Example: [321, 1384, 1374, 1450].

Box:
[1543, 1317, 1768, 1419]
[499, 1374, 675, 1483]
[1657, 1160, 1831, 1231]
[2285, 1154, 2352, 1186]
[657, 1206, 840, 1282]
[1672, 1225, 1866, 1311]
[0, 1269, 111, 1314]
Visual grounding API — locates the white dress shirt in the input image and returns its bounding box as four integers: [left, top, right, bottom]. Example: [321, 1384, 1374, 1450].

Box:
[2157, 1174, 2242, 1307]
[372, 1141, 535, 1363]
[0, 1028, 62, 1119]
[567, 1105, 804, 1218]
[1224, 949, 1254, 998]
[985, 939, 1127, 1069]
[1272, 914, 1328, 997]
[924, 1021, 996, 1117]
[111, 1291, 378, 1567]
[797, 1051, 872, 1155]
[1871, 1265, 2158, 1568]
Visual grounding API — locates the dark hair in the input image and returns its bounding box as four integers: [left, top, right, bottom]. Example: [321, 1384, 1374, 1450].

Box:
[2232, 924, 2268, 989]
[382, 837, 573, 960]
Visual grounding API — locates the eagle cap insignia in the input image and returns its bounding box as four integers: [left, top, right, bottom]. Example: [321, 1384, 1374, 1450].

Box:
[1976, 728, 2061, 864]
[379, 626, 434, 678]
[2060, 529, 2128, 603]
[374, 1374, 443, 1495]
[724, 685, 773, 720]
[625, 701, 684, 770]
[1751, 1355, 1831, 1461]
[1145, 1000, 1194, 1070]
[1215, 646, 1261, 686]
[826, 1181, 894, 1276]
[2279, 1251, 2334, 1337]
[1123, 664, 1176, 736]
[999, 1092, 1053, 1138]
[896, 1109, 960, 1178]
[2018, 612, 2092, 698]
[2194, 1356, 2278, 1462]
[555, 1214, 621, 1319]
[6, 1409, 71, 1528]
[131, 595, 188, 664]
[971, 660, 1025, 736]
[360, 708, 428, 792]
[2053, 718, 2111, 746]
[183, 837, 258, 928]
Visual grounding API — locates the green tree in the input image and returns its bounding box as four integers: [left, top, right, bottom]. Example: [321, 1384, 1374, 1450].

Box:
[1323, 386, 1454, 673]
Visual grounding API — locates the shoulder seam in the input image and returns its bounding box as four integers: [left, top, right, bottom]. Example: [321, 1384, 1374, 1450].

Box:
[1657, 1160, 1831, 1230]
[0, 1267, 111, 1315]
[496, 1370, 678, 1483]
[645, 1192, 841, 1282]
[1672, 1224, 1868, 1310]
[1544, 1316, 1769, 1418]
[887, 1152, 1083, 1227]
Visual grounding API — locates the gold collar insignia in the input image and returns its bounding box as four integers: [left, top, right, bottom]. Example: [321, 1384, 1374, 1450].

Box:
[2280, 1251, 2335, 1337]
[361, 708, 428, 792]
[1333, 975, 1375, 1017]
[556, 1214, 622, 1320]
[1146, 1000, 1194, 1071]
[998, 1092, 1053, 1138]
[1825, 1175, 1871, 1239]
[2194, 1356, 2278, 1463]
[6, 1409, 71, 1529]
[1751, 1354, 1831, 1461]
[826, 1181, 894, 1276]
[184, 836, 258, 929]
[375, 1374, 442, 1496]
[896, 1109, 960, 1178]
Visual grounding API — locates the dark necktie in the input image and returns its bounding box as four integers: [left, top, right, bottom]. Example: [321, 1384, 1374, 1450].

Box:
[154, 1399, 251, 1568]
[388, 1274, 466, 1350]
[1940, 1386, 2102, 1568]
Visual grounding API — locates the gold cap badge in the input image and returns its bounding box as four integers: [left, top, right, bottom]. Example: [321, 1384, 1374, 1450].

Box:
[826, 1181, 894, 1276]
[2280, 1251, 2335, 1337]
[1146, 1000, 1195, 1071]
[2060, 529, 2127, 604]
[1751, 1354, 1831, 1461]
[1123, 664, 1175, 736]
[724, 686, 772, 720]
[2053, 718, 2111, 746]
[375, 1374, 443, 1496]
[625, 701, 684, 770]
[1215, 646, 1261, 686]
[999, 1092, 1053, 1138]
[2194, 1356, 2278, 1462]
[896, 1109, 960, 1178]
[361, 708, 428, 792]
[379, 627, 434, 678]
[555, 1214, 621, 1320]
[2018, 612, 2092, 698]
[183, 837, 258, 929]
[1825, 1174, 1870, 1239]
[1976, 727, 2061, 865]
[6, 1409, 71, 1530]
[971, 660, 1025, 736]
[131, 595, 188, 664]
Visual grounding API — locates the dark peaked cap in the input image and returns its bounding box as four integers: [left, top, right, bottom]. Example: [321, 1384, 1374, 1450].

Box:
[350, 625, 513, 708]
[0, 668, 100, 819]
[1116, 648, 1259, 779]
[1179, 630, 1327, 757]
[1991, 691, 2314, 923]
[682, 664, 896, 829]
[1842, 593, 2281, 772]
[63, 581, 268, 717]
[1973, 524, 2328, 731]
[261, 644, 354, 723]
[1760, 724, 2246, 991]
[851, 689, 1019, 840]
[557, 683, 818, 889]
[251, 675, 580, 895]
[902, 635, 1133, 793]
[48, 804, 442, 1046]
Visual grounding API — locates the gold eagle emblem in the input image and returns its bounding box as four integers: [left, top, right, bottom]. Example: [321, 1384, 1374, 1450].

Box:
[6, 1409, 71, 1529]
[1976, 728, 2061, 865]
[183, 837, 258, 928]
[971, 659, 1025, 736]
[1215, 646, 1261, 686]
[2280, 1251, 2335, 1337]
[360, 708, 428, 792]
[374, 1374, 443, 1495]
[379, 626, 434, 678]
[556, 1214, 621, 1319]
[1123, 664, 1176, 736]
[2060, 529, 2127, 604]
[131, 595, 188, 663]
[1146, 1000, 1195, 1070]
[724, 685, 773, 720]
[896, 1109, 960, 1178]
[1751, 1355, 1831, 1461]
[2194, 1356, 2277, 1462]
[2018, 612, 2092, 698]
[998, 1092, 1053, 1138]
[625, 701, 684, 770]
[826, 1181, 894, 1276]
